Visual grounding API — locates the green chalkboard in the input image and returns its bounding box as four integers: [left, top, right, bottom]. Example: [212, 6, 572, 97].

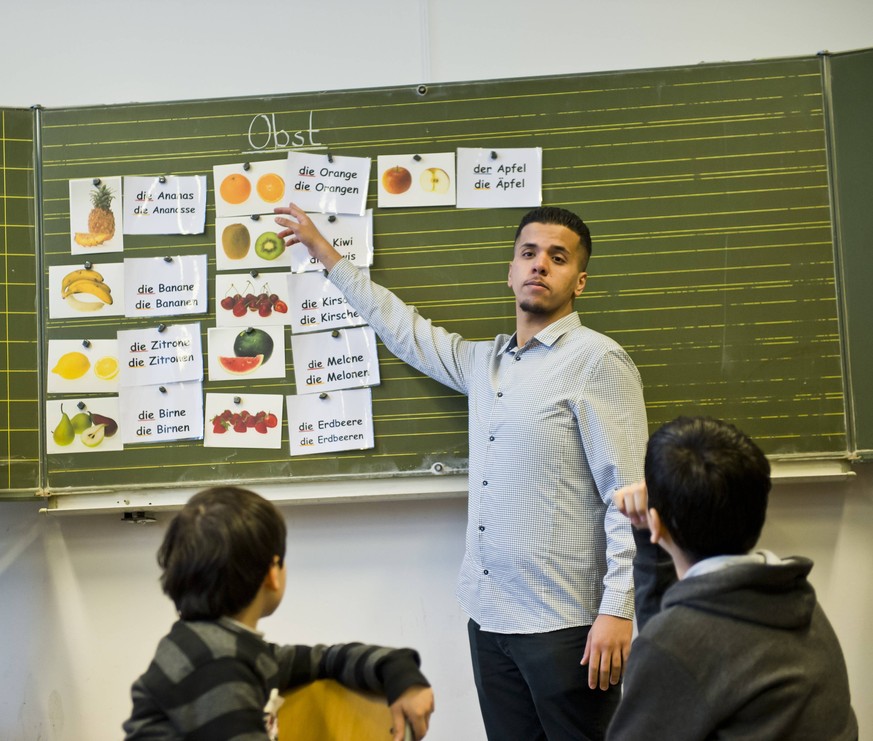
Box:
[826, 48, 873, 460]
[0, 108, 41, 497]
[35, 54, 848, 494]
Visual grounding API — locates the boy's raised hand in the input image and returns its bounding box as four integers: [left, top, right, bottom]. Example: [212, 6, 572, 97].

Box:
[390, 685, 435, 741]
[274, 202, 342, 271]
[615, 480, 649, 529]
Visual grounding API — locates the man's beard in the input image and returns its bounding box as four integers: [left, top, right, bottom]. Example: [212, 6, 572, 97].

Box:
[518, 298, 549, 314]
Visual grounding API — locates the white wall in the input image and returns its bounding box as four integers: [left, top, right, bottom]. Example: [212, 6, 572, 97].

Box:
[2, 1, 871, 739]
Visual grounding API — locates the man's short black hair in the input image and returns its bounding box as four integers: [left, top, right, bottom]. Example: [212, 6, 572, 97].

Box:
[644, 416, 771, 563]
[158, 486, 287, 620]
[514, 206, 592, 270]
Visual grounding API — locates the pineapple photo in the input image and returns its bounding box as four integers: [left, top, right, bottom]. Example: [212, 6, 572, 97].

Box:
[73, 180, 118, 248]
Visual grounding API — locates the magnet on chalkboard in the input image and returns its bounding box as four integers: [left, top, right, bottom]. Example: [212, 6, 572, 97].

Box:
[331, 330, 340, 338]
[77, 401, 86, 410]
[490, 151, 498, 160]
[84, 261, 92, 269]
[319, 392, 328, 400]
[92, 178, 101, 186]
[416, 85, 428, 96]
[328, 214, 336, 223]
[250, 270, 259, 278]
[413, 154, 422, 162]
[327, 153, 334, 163]
[159, 386, 167, 394]
[163, 256, 173, 263]
[250, 214, 260, 221]
[82, 339, 91, 348]
[157, 323, 167, 332]
[158, 175, 167, 184]
[233, 396, 241, 404]
[243, 162, 251, 171]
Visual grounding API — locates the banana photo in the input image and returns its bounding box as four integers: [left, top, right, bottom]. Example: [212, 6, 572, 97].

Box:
[48, 262, 125, 319]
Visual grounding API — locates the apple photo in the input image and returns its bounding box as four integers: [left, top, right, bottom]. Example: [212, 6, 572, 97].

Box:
[46, 397, 123, 455]
[46, 338, 120, 395]
[215, 214, 294, 272]
[204, 392, 284, 450]
[206, 325, 286, 381]
[377, 153, 457, 208]
[213, 159, 287, 219]
[215, 272, 291, 327]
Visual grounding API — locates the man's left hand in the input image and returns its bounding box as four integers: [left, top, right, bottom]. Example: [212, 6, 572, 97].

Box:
[580, 614, 633, 690]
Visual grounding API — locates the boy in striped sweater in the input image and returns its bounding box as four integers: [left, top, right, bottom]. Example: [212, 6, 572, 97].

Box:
[123, 486, 434, 741]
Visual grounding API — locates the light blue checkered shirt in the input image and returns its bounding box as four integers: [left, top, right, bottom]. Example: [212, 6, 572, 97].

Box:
[330, 260, 648, 633]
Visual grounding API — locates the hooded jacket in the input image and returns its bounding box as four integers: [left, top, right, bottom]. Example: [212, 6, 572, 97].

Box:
[606, 554, 857, 740]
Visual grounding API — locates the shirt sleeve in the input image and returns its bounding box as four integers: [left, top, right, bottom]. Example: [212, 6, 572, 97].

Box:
[328, 258, 476, 395]
[577, 347, 649, 619]
[275, 643, 430, 705]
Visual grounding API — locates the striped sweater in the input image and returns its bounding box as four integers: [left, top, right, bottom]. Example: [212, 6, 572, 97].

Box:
[123, 617, 429, 740]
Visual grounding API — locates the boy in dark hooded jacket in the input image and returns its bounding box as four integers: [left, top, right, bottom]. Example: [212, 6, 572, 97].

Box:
[608, 416, 857, 740]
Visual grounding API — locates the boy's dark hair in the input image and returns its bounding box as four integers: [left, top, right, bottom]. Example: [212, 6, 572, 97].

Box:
[514, 206, 592, 270]
[644, 416, 771, 563]
[158, 486, 287, 620]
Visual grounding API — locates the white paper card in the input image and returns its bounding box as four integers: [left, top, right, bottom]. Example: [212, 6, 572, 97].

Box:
[119, 382, 204, 444]
[48, 262, 125, 319]
[455, 147, 542, 208]
[215, 272, 291, 327]
[288, 270, 366, 334]
[122, 176, 207, 234]
[68, 176, 124, 254]
[287, 387, 374, 456]
[285, 152, 370, 216]
[204, 393, 284, 449]
[290, 210, 374, 273]
[46, 338, 119, 395]
[215, 215, 293, 271]
[213, 159, 289, 218]
[377, 153, 456, 208]
[206, 326, 285, 381]
[124, 254, 208, 318]
[46, 397, 123, 455]
[291, 326, 380, 395]
[117, 323, 203, 387]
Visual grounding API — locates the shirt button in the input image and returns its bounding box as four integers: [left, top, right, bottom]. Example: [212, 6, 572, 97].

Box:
[482, 481, 488, 486]
[515, 355, 521, 361]
[489, 436, 495, 442]
[483, 569, 489, 575]
[497, 391, 503, 397]
[478, 525, 485, 531]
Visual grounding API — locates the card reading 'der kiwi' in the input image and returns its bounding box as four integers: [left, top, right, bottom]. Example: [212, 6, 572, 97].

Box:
[215, 215, 293, 272]
[206, 326, 286, 381]
[377, 153, 456, 208]
[289, 210, 374, 273]
[123, 255, 208, 318]
[285, 152, 370, 216]
[46, 396, 123, 455]
[214, 272, 292, 328]
[213, 159, 288, 218]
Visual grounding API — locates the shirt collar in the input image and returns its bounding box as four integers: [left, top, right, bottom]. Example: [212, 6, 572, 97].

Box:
[501, 312, 583, 354]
